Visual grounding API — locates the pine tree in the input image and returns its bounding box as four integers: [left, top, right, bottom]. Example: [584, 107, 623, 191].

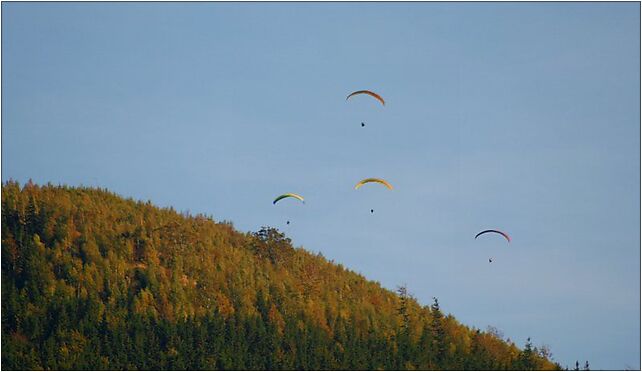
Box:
[518, 337, 536, 370]
[430, 297, 447, 367]
[396, 285, 411, 332]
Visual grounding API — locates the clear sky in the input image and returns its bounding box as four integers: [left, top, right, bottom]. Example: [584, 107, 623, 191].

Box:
[2, 2, 639, 369]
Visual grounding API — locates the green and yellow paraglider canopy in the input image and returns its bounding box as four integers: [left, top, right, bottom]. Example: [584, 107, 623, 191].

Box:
[273, 193, 305, 205]
[354, 178, 393, 190]
[346, 90, 385, 106]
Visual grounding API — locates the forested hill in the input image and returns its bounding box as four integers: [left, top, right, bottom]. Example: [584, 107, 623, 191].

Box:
[2, 181, 560, 370]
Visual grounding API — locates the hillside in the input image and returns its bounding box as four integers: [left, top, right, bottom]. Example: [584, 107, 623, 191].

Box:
[1, 181, 560, 370]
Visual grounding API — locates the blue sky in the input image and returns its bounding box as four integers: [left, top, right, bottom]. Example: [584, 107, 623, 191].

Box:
[2, 2, 639, 369]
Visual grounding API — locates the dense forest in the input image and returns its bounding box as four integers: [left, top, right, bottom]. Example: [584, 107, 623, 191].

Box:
[2, 181, 561, 370]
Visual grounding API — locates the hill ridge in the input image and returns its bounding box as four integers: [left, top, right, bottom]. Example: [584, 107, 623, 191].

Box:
[2, 181, 559, 370]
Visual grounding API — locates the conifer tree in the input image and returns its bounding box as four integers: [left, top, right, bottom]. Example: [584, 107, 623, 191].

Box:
[430, 297, 447, 367]
[396, 285, 411, 333]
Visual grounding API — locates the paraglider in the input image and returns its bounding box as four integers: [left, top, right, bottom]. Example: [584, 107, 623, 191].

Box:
[273, 193, 305, 205]
[355, 178, 394, 190]
[274, 194, 303, 226]
[475, 229, 511, 243]
[355, 179, 392, 214]
[346, 90, 385, 106]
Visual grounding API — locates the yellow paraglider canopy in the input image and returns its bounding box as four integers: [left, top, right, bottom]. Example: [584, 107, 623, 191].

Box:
[354, 178, 393, 190]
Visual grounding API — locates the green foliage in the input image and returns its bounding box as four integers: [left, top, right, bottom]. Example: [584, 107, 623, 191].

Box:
[2, 181, 560, 370]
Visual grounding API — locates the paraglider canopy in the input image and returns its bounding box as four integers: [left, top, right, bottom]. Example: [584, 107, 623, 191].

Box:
[346, 90, 385, 106]
[355, 178, 394, 190]
[273, 193, 305, 205]
[475, 229, 511, 243]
